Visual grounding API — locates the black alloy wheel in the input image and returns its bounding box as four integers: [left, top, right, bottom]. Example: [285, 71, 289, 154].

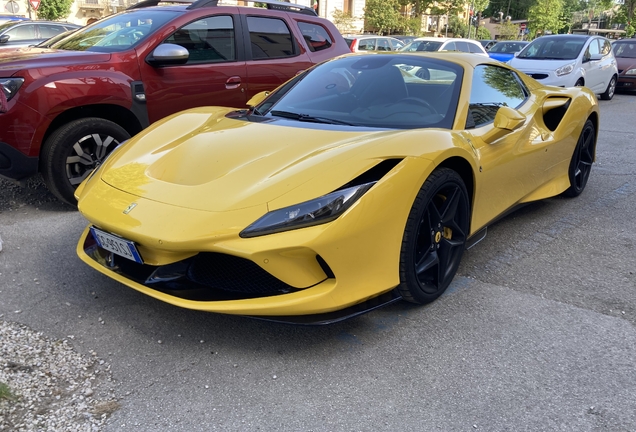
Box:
[563, 119, 595, 197]
[41, 118, 130, 206]
[398, 168, 470, 304]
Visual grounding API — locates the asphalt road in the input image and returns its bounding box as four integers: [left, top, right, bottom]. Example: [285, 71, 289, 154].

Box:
[1, 93, 635, 431]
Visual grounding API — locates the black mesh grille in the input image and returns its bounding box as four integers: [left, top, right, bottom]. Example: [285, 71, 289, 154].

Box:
[530, 73, 549, 80]
[187, 252, 296, 295]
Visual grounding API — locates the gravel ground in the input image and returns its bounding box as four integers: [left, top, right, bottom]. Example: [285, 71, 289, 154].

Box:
[0, 320, 119, 432]
[1, 178, 118, 431]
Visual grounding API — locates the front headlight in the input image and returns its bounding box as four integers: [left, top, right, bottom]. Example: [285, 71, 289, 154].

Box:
[555, 62, 575, 77]
[626, 68, 636, 75]
[0, 77, 24, 102]
[240, 182, 375, 238]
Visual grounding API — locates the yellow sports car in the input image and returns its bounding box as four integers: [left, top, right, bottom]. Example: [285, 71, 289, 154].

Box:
[76, 53, 599, 324]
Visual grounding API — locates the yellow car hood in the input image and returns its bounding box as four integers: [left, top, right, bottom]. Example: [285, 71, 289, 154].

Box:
[101, 108, 397, 212]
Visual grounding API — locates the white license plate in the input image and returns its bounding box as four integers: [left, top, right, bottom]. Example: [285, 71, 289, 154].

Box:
[90, 226, 143, 264]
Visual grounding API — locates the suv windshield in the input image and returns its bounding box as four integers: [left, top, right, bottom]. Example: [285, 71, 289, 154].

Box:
[517, 37, 586, 60]
[256, 55, 462, 130]
[613, 41, 636, 58]
[52, 10, 179, 52]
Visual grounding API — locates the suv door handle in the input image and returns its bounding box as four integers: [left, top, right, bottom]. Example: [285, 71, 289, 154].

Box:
[226, 76, 241, 89]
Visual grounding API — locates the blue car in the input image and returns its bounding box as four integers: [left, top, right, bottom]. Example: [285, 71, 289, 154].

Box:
[0, 15, 29, 25]
[488, 41, 529, 63]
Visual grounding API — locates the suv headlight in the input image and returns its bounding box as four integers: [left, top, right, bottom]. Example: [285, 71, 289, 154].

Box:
[240, 182, 375, 238]
[626, 68, 636, 75]
[555, 62, 575, 77]
[0, 77, 24, 102]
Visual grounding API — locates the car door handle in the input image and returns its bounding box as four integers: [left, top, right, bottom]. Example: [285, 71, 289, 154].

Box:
[225, 76, 241, 89]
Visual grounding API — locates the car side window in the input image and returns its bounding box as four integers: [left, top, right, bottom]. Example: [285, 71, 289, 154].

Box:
[456, 41, 471, 53]
[377, 39, 391, 51]
[586, 39, 600, 57]
[468, 42, 483, 54]
[297, 22, 332, 52]
[601, 39, 612, 55]
[467, 65, 527, 128]
[444, 41, 456, 51]
[390, 39, 404, 50]
[247, 16, 294, 59]
[165, 15, 236, 64]
[358, 38, 376, 51]
[6, 24, 36, 40]
[38, 24, 67, 39]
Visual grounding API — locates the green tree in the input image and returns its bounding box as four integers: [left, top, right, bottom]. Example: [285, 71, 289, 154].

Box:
[620, 0, 636, 30]
[431, 0, 466, 21]
[527, 0, 564, 37]
[364, 0, 401, 34]
[476, 26, 492, 38]
[399, 0, 435, 16]
[37, 0, 73, 21]
[447, 14, 468, 37]
[497, 20, 520, 39]
[559, 0, 586, 33]
[332, 8, 357, 34]
[472, 0, 490, 37]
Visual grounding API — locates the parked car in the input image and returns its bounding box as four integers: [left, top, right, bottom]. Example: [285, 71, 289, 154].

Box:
[76, 52, 599, 323]
[392, 35, 418, 45]
[344, 35, 405, 52]
[487, 40, 529, 62]
[0, 15, 29, 25]
[0, 20, 80, 48]
[31, 28, 77, 48]
[611, 38, 636, 92]
[479, 39, 497, 51]
[400, 37, 488, 56]
[508, 35, 618, 100]
[0, 0, 350, 205]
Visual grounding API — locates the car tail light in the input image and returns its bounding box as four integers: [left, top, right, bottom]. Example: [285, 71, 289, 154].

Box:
[350, 39, 357, 52]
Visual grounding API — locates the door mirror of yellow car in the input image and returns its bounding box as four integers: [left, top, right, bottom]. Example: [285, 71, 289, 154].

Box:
[247, 91, 270, 108]
[483, 106, 526, 144]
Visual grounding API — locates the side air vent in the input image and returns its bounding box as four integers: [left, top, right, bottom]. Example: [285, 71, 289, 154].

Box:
[542, 97, 571, 132]
[338, 159, 403, 190]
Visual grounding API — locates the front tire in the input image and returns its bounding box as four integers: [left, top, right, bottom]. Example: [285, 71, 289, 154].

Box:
[600, 75, 616, 100]
[562, 119, 595, 197]
[398, 168, 470, 304]
[41, 118, 130, 206]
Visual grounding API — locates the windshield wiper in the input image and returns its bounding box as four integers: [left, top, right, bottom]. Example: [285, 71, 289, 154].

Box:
[270, 110, 354, 126]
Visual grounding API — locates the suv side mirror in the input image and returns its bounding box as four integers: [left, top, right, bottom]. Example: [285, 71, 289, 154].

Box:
[0, 35, 9, 44]
[483, 106, 526, 144]
[147, 43, 189, 66]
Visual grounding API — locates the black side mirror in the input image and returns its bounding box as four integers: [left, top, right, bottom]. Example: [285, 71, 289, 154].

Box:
[0, 35, 10, 44]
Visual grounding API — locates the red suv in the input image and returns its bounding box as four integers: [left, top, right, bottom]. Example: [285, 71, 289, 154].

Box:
[0, 0, 349, 204]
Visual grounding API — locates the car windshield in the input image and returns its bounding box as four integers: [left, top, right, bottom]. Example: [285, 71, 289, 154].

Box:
[613, 41, 636, 58]
[401, 40, 443, 52]
[256, 55, 463, 130]
[490, 42, 527, 53]
[52, 10, 179, 52]
[0, 22, 19, 32]
[517, 37, 586, 60]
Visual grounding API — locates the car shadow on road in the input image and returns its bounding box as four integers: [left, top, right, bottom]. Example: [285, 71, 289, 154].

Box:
[0, 176, 74, 213]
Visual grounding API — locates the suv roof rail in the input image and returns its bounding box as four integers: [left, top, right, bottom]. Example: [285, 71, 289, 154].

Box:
[188, 0, 317, 15]
[127, 0, 193, 10]
[127, 0, 317, 15]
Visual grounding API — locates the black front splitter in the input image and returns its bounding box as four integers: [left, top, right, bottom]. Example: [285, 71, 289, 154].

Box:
[245, 290, 403, 325]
